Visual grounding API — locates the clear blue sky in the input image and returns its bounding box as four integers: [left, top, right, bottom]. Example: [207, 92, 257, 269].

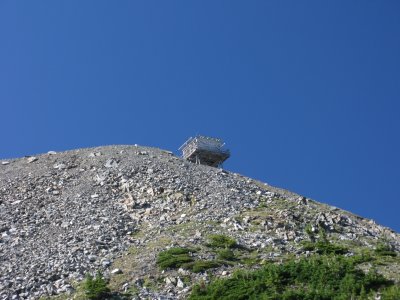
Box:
[1, 1, 399, 232]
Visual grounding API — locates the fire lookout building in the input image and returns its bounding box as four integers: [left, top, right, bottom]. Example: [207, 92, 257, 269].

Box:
[179, 136, 230, 167]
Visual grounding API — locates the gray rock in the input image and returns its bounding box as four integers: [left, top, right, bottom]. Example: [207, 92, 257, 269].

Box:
[101, 260, 111, 267]
[104, 159, 118, 168]
[88, 255, 97, 262]
[111, 268, 122, 275]
[176, 277, 185, 289]
[53, 163, 67, 170]
[27, 157, 38, 163]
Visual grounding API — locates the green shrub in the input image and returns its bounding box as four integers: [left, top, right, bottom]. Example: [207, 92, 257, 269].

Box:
[381, 285, 400, 299]
[349, 252, 374, 264]
[240, 256, 261, 266]
[315, 240, 348, 254]
[191, 260, 221, 273]
[189, 255, 395, 300]
[207, 234, 237, 249]
[375, 242, 397, 257]
[302, 241, 317, 251]
[161, 247, 193, 256]
[83, 272, 110, 300]
[318, 225, 328, 242]
[302, 240, 348, 255]
[157, 247, 195, 270]
[217, 249, 236, 261]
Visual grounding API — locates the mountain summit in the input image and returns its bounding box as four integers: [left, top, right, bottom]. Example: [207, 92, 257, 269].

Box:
[1, 145, 399, 299]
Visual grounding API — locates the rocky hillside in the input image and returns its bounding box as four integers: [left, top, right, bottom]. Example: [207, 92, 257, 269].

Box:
[0, 145, 399, 299]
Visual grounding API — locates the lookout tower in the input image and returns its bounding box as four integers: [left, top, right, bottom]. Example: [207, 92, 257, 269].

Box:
[179, 135, 230, 167]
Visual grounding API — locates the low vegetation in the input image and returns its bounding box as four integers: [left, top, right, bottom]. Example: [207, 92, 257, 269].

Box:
[375, 242, 398, 257]
[82, 272, 110, 300]
[302, 240, 348, 255]
[302, 225, 348, 255]
[217, 249, 236, 261]
[156, 247, 195, 270]
[156, 236, 241, 273]
[189, 254, 399, 300]
[156, 247, 224, 273]
[207, 234, 237, 249]
[191, 261, 222, 273]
